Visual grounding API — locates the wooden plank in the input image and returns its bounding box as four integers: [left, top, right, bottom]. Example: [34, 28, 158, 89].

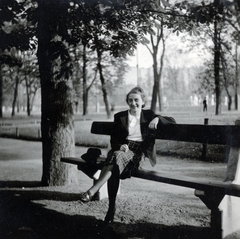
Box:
[91, 121, 113, 135]
[61, 157, 85, 165]
[61, 157, 240, 198]
[133, 169, 240, 197]
[61, 157, 99, 179]
[91, 121, 240, 146]
[159, 124, 240, 146]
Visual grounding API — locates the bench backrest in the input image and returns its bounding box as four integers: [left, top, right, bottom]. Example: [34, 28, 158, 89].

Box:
[91, 121, 240, 146]
[91, 121, 240, 182]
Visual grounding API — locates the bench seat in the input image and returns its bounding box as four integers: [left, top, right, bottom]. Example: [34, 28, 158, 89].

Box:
[61, 157, 240, 198]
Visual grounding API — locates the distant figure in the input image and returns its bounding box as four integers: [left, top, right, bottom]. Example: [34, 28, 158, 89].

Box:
[203, 97, 207, 112]
[110, 103, 115, 113]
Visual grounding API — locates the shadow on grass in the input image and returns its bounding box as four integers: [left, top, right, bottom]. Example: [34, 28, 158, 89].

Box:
[0, 180, 212, 239]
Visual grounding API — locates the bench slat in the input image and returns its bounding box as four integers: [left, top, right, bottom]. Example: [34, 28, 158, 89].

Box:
[61, 157, 240, 198]
[133, 169, 240, 198]
[91, 121, 113, 135]
[61, 157, 85, 165]
[91, 122, 240, 146]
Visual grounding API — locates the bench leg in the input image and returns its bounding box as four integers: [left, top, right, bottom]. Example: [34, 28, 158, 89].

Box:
[211, 208, 222, 239]
[195, 190, 225, 239]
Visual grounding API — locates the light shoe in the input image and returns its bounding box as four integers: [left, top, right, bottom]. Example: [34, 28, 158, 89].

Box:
[79, 191, 93, 203]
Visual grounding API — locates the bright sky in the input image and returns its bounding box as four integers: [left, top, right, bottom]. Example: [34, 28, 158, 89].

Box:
[126, 34, 212, 69]
[127, 45, 152, 68]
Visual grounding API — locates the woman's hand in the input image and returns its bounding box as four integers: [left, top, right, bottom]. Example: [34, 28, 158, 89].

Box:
[120, 144, 129, 152]
[148, 117, 159, 130]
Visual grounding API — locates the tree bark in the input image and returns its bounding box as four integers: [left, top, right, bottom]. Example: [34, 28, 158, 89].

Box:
[214, 20, 221, 115]
[149, 24, 164, 113]
[82, 45, 88, 116]
[0, 64, 3, 118]
[158, 35, 166, 112]
[151, 54, 159, 112]
[37, 0, 77, 186]
[25, 77, 31, 116]
[98, 61, 111, 118]
[96, 43, 111, 118]
[234, 44, 239, 110]
[11, 74, 19, 117]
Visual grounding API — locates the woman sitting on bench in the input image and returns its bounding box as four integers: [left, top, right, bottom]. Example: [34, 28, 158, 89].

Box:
[79, 86, 176, 225]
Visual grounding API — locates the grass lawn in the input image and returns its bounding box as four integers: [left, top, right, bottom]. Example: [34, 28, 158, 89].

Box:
[0, 108, 239, 162]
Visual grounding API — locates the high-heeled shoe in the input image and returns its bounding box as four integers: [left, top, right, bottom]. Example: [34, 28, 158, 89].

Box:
[79, 191, 93, 203]
[104, 207, 116, 225]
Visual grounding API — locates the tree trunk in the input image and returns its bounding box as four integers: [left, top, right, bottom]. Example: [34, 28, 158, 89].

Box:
[0, 64, 3, 118]
[151, 58, 159, 112]
[235, 90, 238, 111]
[227, 94, 232, 111]
[25, 77, 31, 116]
[158, 35, 166, 112]
[235, 44, 239, 110]
[11, 75, 19, 117]
[98, 61, 111, 118]
[82, 44, 88, 116]
[214, 20, 221, 115]
[37, 0, 77, 186]
[96, 45, 111, 118]
[149, 24, 164, 113]
[83, 89, 89, 116]
[30, 87, 38, 114]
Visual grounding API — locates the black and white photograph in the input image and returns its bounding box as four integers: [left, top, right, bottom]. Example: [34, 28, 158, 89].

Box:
[0, 0, 240, 238]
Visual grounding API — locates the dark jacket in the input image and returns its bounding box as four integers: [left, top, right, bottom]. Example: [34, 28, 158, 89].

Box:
[110, 109, 176, 166]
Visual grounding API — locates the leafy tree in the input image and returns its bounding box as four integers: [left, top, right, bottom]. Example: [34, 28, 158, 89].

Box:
[187, 1, 239, 113]
[1, 48, 22, 115]
[143, 20, 171, 112]
[70, 36, 127, 117]
[0, 0, 34, 117]
[139, 1, 225, 113]
[21, 50, 40, 116]
[171, 0, 240, 114]
[35, 0, 165, 185]
[69, 37, 98, 115]
[68, 1, 157, 118]
[1, 48, 40, 116]
[99, 51, 128, 113]
[35, 0, 77, 185]
[81, 45, 98, 116]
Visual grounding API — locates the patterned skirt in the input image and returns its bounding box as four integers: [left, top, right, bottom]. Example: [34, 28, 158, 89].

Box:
[106, 140, 143, 179]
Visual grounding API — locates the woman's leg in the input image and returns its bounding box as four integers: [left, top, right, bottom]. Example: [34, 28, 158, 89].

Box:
[88, 164, 114, 196]
[104, 165, 120, 224]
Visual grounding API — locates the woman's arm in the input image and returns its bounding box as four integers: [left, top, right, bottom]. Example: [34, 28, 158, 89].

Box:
[148, 114, 176, 130]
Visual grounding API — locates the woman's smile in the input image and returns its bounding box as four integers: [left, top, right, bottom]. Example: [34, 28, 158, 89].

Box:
[127, 93, 144, 116]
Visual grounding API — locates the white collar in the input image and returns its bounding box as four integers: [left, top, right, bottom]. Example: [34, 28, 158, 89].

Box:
[128, 110, 141, 121]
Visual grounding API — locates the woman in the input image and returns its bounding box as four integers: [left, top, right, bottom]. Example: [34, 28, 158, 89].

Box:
[80, 86, 175, 225]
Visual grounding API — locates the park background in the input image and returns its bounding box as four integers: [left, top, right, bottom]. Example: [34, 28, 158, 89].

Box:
[1, 1, 240, 239]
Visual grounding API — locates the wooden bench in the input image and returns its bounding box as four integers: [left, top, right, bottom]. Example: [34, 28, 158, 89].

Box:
[61, 120, 240, 239]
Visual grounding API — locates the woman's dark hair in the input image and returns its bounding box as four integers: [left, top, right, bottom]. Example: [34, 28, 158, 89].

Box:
[126, 86, 147, 108]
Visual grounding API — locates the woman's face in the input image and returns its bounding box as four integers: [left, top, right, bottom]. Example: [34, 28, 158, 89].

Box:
[127, 93, 145, 115]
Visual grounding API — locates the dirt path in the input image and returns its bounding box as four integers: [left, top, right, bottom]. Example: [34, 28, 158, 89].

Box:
[0, 138, 238, 239]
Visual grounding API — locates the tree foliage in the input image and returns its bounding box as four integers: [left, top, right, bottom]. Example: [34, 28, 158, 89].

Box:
[0, 0, 36, 117]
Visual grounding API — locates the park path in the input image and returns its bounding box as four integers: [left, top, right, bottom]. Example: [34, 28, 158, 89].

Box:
[0, 138, 90, 182]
